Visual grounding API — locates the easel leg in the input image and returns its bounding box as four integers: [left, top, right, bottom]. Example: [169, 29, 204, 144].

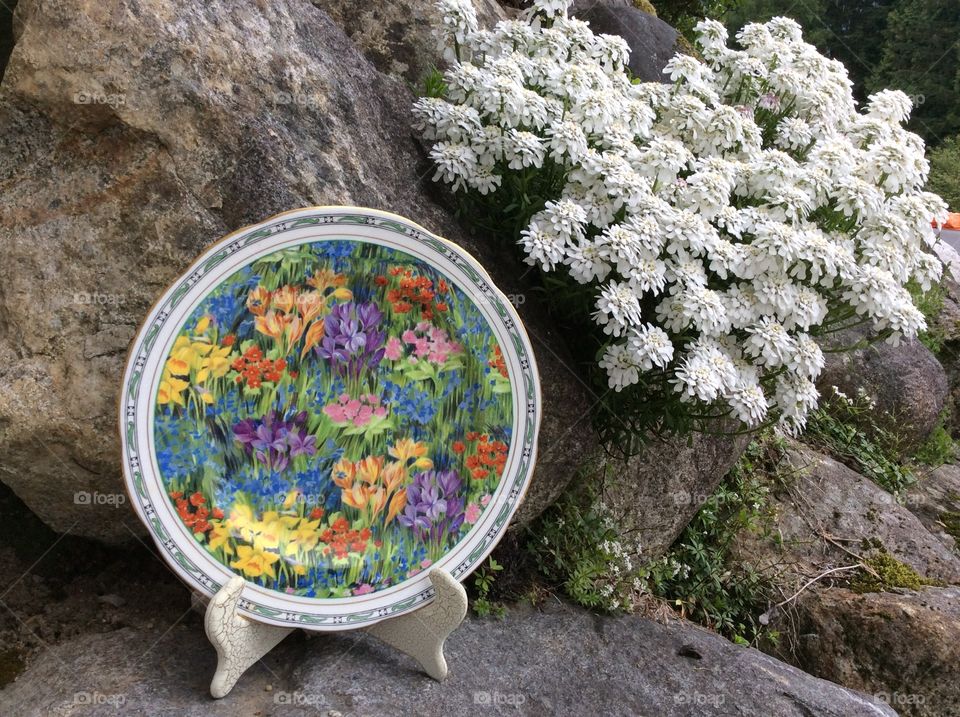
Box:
[204, 568, 467, 697]
[204, 576, 293, 698]
[364, 568, 468, 681]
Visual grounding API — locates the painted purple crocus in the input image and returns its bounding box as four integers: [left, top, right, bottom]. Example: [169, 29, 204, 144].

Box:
[287, 430, 317, 458]
[398, 469, 466, 545]
[232, 410, 313, 471]
[316, 301, 386, 377]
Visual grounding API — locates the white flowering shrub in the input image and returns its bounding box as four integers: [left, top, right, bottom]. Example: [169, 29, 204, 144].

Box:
[415, 0, 949, 441]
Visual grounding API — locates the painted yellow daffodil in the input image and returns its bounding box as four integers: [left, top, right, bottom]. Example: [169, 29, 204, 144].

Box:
[207, 520, 235, 556]
[229, 545, 280, 580]
[197, 344, 232, 382]
[227, 503, 258, 542]
[157, 376, 189, 406]
[284, 518, 321, 556]
[251, 510, 298, 551]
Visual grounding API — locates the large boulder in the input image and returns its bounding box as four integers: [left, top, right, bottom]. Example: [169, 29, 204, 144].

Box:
[816, 326, 949, 454]
[925, 268, 960, 437]
[572, 1, 684, 82]
[906, 463, 960, 552]
[0, 600, 895, 717]
[771, 587, 960, 717]
[601, 429, 751, 558]
[311, 0, 506, 83]
[0, 0, 17, 80]
[0, 0, 593, 543]
[762, 445, 960, 583]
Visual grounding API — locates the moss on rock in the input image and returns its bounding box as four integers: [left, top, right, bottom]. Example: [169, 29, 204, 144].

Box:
[851, 549, 940, 593]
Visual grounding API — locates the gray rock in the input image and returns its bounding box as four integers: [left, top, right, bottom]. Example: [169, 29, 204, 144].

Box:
[927, 273, 960, 436]
[311, 0, 506, 83]
[768, 445, 960, 583]
[601, 428, 750, 558]
[573, 2, 682, 83]
[816, 326, 949, 454]
[770, 587, 960, 717]
[906, 463, 960, 552]
[0, 0, 592, 542]
[0, 0, 18, 80]
[0, 601, 895, 717]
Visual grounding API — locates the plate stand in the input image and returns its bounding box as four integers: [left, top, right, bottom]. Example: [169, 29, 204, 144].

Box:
[203, 568, 468, 698]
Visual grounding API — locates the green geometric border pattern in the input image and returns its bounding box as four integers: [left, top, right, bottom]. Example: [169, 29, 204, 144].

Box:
[121, 212, 539, 627]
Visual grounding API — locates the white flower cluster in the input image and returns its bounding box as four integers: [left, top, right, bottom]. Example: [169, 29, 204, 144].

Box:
[416, 0, 949, 434]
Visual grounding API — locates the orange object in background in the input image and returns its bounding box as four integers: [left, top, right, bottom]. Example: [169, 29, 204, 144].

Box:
[934, 213, 960, 229]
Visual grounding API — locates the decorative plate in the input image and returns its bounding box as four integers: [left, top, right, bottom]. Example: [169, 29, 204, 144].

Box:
[120, 207, 540, 630]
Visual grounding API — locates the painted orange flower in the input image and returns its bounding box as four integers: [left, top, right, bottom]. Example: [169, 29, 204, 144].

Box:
[296, 290, 325, 323]
[255, 311, 287, 341]
[246, 286, 271, 316]
[271, 285, 298, 314]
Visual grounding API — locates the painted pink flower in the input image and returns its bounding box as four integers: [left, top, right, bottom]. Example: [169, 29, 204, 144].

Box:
[344, 399, 362, 420]
[323, 393, 387, 428]
[353, 584, 375, 596]
[480, 494, 492, 507]
[400, 323, 463, 366]
[323, 403, 348, 423]
[355, 404, 374, 426]
[421, 559, 433, 569]
[464, 502, 481, 525]
[385, 336, 403, 360]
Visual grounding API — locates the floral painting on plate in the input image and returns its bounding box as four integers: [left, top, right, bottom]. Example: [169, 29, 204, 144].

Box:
[153, 239, 513, 599]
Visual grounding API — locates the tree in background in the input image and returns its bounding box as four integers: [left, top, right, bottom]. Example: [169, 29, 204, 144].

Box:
[928, 135, 960, 211]
[723, 0, 958, 145]
[654, 0, 739, 36]
[868, 0, 960, 145]
[723, 0, 832, 56]
[819, 0, 900, 99]
[723, 0, 897, 99]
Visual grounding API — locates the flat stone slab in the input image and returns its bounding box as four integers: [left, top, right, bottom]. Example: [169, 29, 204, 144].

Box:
[0, 601, 894, 716]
